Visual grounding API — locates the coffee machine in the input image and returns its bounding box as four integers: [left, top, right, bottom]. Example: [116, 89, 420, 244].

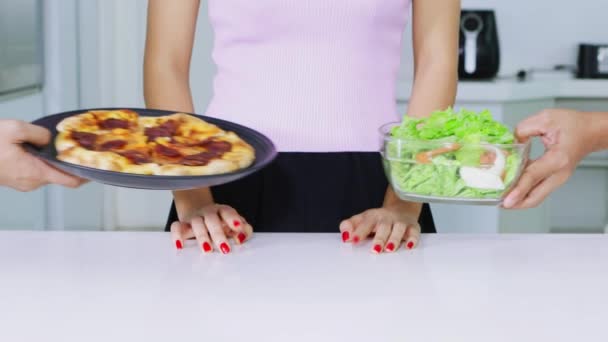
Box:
[458, 10, 500, 80]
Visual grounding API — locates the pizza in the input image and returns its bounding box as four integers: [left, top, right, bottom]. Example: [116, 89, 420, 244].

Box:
[54, 109, 255, 176]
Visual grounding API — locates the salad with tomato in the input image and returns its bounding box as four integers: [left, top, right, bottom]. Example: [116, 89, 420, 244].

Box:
[382, 108, 529, 200]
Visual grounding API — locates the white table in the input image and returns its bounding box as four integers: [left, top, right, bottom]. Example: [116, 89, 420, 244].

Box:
[0, 232, 607, 342]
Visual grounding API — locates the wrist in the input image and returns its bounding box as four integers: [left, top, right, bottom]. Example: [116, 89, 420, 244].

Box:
[173, 188, 213, 220]
[383, 186, 423, 216]
[587, 111, 608, 153]
[385, 200, 423, 216]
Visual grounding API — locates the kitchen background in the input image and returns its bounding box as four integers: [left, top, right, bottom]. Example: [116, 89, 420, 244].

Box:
[1, 0, 607, 234]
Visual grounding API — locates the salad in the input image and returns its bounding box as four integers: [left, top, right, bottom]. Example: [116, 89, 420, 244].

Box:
[382, 108, 528, 200]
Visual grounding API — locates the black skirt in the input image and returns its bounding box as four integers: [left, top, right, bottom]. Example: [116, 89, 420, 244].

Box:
[165, 152, 436, 233]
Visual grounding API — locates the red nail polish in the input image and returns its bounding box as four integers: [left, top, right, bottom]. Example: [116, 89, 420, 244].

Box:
[175, 240, 183, 250]
[220, 242, 231, 254]
[407, 241, 414, 249]
[233, 220, 241, 227]
[202, 242, 212, 252]
[373, 244, 382, 253]
[237, 232, 246, 243]
[353, 236, 360, 244]
[386, 242, 395, 252]
[341, 231, 350, 242]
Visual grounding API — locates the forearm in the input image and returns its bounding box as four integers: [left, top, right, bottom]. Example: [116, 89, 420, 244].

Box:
[406, 60, 457, 118]
[144, 61, 211, 213]
[394, 61, 457, 214]
[144, 65, 194, 113]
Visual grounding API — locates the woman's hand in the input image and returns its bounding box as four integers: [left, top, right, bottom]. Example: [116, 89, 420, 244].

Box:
[339, 203, 421, 254]
[170, 203, 253, 254]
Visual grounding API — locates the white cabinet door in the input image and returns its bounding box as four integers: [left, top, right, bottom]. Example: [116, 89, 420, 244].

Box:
[41, 0, 106, 231]
[0, 92, 46, 230]
[0, 189, 45, 230]
[548, 99, 608, 232]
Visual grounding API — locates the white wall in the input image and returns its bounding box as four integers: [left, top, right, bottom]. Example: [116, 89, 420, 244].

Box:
[399, 0, 608, 80]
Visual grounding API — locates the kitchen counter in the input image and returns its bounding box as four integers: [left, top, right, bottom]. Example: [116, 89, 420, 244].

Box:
[397, 78, 608, 103]
[1, 231, 607, 342]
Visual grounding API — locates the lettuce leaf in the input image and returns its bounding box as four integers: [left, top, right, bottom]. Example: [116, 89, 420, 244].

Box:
[392, 108, 514, 144]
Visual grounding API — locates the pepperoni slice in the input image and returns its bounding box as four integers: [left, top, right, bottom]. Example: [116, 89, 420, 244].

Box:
[98, 140, 127, 151]
[145, 120, 179, 141]
[181, 152, 217, 166]
[71, 131, 97, 149]
[100, 118, 130, 130]
[120, 150, 151, 164]
[155, 144, 181, 158]
[198, 139, 232, 153]
[159, 120, 178, 133]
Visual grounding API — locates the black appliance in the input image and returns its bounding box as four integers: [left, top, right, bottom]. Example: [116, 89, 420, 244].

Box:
[577, 44, 608, 79]
[458, 10, 500, 80]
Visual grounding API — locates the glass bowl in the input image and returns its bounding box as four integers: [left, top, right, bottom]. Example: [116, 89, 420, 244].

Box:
[380, 122, 531, 205]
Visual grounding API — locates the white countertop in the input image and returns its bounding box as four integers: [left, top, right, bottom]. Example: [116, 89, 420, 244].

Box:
[1, 231, 607, 342]
[397, 77, 608, 103]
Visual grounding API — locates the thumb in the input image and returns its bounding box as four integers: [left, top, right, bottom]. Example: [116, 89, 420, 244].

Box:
[9, 121, 52, 146]
[514, 113, 549, 143]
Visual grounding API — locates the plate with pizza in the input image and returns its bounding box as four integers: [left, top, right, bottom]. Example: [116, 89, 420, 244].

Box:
[24, 108, 277, 190]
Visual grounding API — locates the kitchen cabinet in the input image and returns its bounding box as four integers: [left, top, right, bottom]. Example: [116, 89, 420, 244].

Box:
[0, 0, 107, 232]
[0, 0, 43, 94]
[549, 99, 608, 233]
[0, 189, 45, 230]
[0, 92, 45, 230]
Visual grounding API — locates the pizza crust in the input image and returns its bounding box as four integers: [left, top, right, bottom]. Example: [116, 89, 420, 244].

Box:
[57, 147, 133, 172]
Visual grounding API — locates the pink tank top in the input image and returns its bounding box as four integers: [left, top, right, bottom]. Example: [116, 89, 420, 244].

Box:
[206, 0, 410, 152]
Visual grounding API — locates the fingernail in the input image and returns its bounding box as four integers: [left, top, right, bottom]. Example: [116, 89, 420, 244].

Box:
[233, 220, 241, 227]
[353, 235, 360, 244]
[220, 242, 231, 254]
[175, 240, 183, 250]
[341, 231, 350, 242]
[202, 242, 212, 252]
[407, 241, 414, 249]
[373, 244, 382, 254]
[386, 242, 395, 252]
[504, 193, 517, 208]
[237, 232, 246, 244]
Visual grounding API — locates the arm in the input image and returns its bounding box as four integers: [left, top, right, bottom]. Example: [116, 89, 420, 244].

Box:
[144, 0, 212, 219]
[385, 0, 461, 218]
[340, 0, 461, 251]
[406, 0, 460, 118]
[503, 109, 608, 209]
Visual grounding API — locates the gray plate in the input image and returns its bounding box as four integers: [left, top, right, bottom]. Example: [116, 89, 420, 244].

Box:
[24, 108, 278, 190]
